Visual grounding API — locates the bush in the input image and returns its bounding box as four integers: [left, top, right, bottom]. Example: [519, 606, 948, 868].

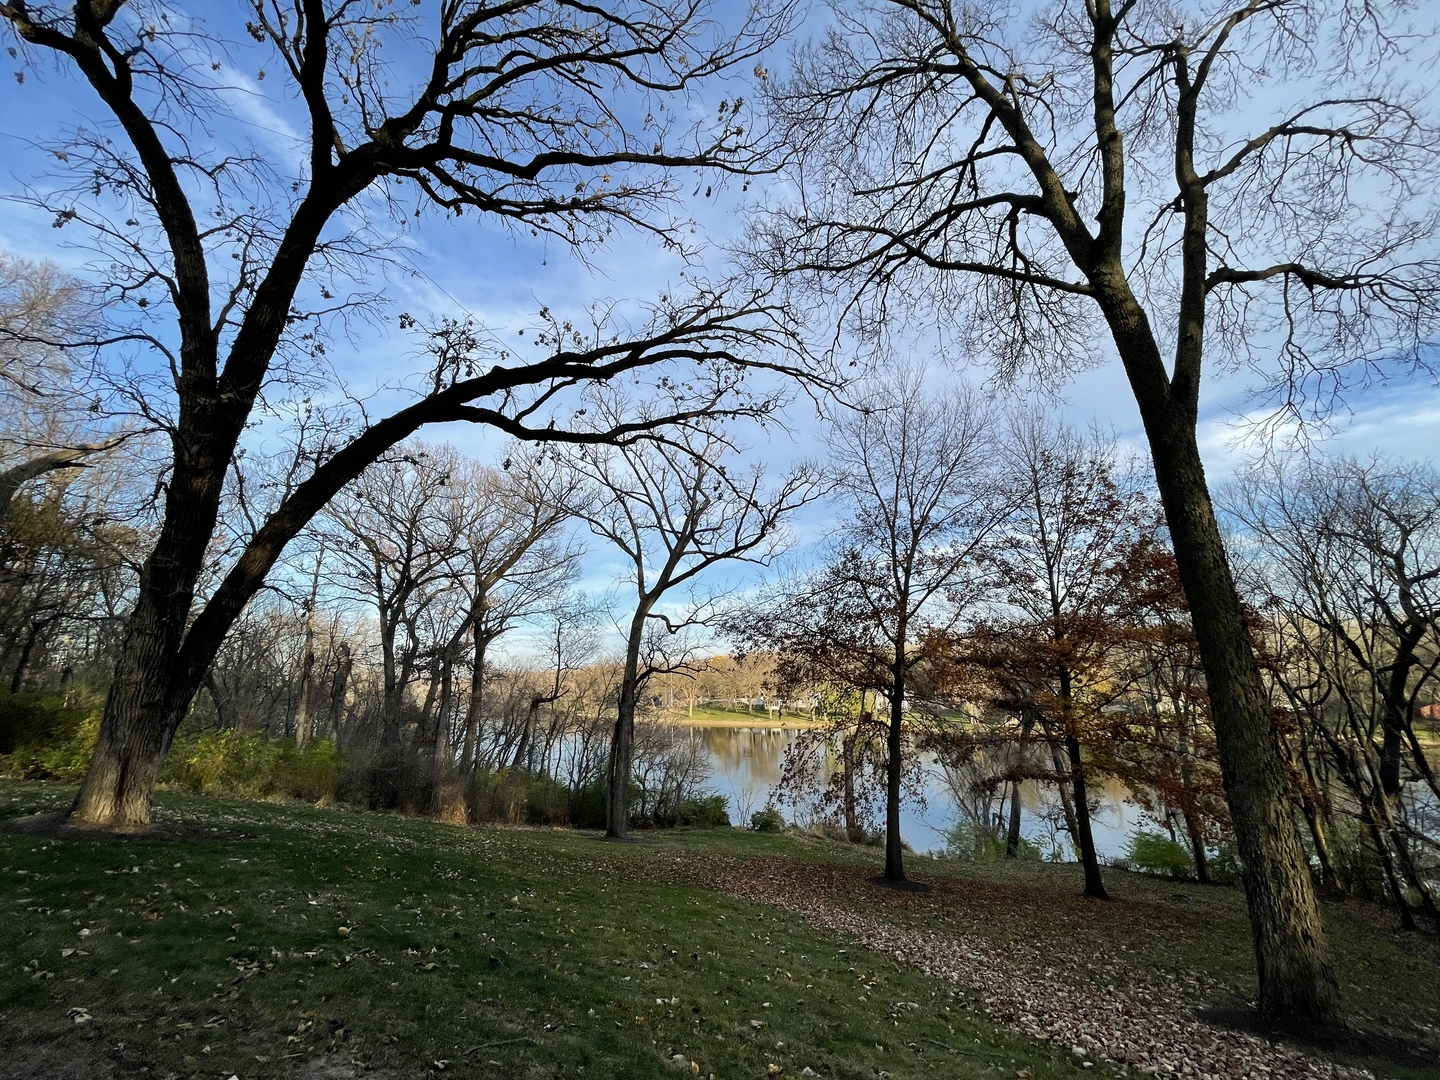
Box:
[464, 768, 573, 827]
[569, 781, 608, 830]
[676, 794, 730, 829]
[336, 747, 434, 812]
[943, 819, 1041, 862]
[283, 740, 341, 803]
[749, 807, 785, 833]
[1207, 843, 1241, 886]
[0, 692, 102, 780]
[164, 731, 342, 803]
[1125, 830, 1195, 879]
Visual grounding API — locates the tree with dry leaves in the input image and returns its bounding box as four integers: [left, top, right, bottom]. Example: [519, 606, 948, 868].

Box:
[735, 373, 1012, 880]
[751, 0, 1440, 1025]
[967, 416, 1162, 899]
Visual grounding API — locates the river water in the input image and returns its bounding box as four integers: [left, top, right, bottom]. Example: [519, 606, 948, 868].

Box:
[687, 723, 1146, 858]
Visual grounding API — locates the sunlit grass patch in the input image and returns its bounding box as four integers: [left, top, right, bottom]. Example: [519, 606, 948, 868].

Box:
[0, 782, 1120, 1080]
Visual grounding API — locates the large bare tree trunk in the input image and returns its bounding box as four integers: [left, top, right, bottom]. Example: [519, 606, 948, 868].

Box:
[606, 680, 639, 839]
[883, 657, 906, 881]
[606, 613, 647, 839]
[1146, 411, 1341, 1025]
[71, 440, 233, 829]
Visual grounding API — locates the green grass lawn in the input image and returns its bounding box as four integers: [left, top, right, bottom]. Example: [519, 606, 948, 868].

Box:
[0, 782, 1120, 1080]
[1, 780, 1436, 1080]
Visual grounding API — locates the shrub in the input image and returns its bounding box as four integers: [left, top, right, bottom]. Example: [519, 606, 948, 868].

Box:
[749, 807, 785, 833]
[943, 819, 1041, 862]
[1125, 830, 1195, 879]
[0, 692, 102, 780]
[676, 794, 730, 828]
[569, 781, 608, 830]
[163, 731, 342, 803]
[463, 769, 573, 827]
[336, 746, 434, 811]
[522, 776, 571, 826]
[1207, 843, 1241, 886]
[283, 740, 341, 803]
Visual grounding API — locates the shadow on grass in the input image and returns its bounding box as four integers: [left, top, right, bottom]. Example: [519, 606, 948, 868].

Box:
[1198, 1002, 1440, 1079]
[0, 810, 254, 844]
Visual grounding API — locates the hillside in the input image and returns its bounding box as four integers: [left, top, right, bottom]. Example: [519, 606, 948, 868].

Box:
[1, 781, 1436, 1080]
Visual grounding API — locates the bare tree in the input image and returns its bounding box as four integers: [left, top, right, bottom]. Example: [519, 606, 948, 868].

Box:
[568, 410, 820, 838]
[1228, 453, 1440, 930]
[749, 0, 1440, 1024]
[739, 373, 1012, 880]
[0, 253, 130, 542]
[323, 443, 466, 747]
[446, 454, 582, 777]
[1, 0, 823, 828]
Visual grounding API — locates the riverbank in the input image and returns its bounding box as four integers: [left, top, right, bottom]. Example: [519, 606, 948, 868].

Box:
[2, 781, 1435, 1080]
[652, 705, 829, 729]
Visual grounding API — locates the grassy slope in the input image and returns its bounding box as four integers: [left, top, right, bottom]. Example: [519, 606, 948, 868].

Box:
[1, 781, 1435, 1080]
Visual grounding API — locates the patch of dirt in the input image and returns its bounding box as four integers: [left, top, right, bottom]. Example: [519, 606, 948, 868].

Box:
[867, 874, 931, 892]
[0, 1018, 118, 1080]
[705, 854, 1434, 1080]
[0, 811, 255, 843]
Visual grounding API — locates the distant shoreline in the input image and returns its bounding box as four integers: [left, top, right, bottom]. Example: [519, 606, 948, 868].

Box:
[650, 713, 828, 731]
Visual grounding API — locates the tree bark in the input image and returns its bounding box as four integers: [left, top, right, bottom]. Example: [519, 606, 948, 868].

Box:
[1143, 409, 1341, 1025]
[606, 611, 647, 839]
[71, 438, 235, 828]
[459, 626, 493, 774]
[293, 612, 316, 748]
[1056, 664, 1108, 899]
[325, 641, 352, 741]
[1005, 780, 1023, 858]
[1064, 732, 1109, 899]
[883, 656, 906, 881]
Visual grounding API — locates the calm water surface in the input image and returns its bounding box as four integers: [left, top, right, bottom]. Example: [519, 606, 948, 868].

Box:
[687, 723, 1145, 858]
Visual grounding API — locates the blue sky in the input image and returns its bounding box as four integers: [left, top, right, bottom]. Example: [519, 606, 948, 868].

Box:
[2, 0, 1439, 654]
[3, 2, 1436, 466]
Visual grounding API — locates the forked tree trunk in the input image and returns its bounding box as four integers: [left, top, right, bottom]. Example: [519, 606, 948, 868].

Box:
[1181, 807, 1210, 885]
[459, 627, 493, 773]
[1047, 739, 1081, 846]
[1064, 733, 1108, 899]
[326, 642, 353, 740]
[606, 678, 639, 839]
[70, 443, 233, 829]
[1055, 664, 1108, 900]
